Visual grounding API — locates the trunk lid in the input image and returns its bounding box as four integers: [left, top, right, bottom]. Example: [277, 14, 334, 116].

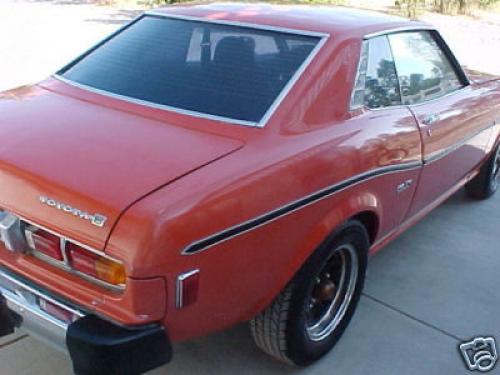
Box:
[463, 67, 500, 85]
[0, 85, 243, 249]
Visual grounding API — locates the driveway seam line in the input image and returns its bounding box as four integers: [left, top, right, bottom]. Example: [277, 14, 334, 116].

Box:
[0, 334, 28, 350]
[362, 293, 464, 342]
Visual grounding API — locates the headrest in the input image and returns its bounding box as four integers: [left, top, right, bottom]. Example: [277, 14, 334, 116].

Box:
[213, 36, 256, 68]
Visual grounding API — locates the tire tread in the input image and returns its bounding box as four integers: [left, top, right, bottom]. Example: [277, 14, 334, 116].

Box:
[250, 220, 369, 366]
[250, 283, 294, 364]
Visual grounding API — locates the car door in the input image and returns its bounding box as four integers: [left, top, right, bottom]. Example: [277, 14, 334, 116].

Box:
[349, 35, 422, 236]
[388, 30, 495, 217]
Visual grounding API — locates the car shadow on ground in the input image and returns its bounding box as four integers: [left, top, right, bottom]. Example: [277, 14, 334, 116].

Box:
[158, 324, 300, 375]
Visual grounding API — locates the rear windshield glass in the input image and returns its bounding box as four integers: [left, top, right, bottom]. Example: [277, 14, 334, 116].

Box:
[59, 16, 321, 125]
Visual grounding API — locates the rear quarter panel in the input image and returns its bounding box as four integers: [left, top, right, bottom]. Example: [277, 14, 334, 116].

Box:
[105, 35, 423, 341]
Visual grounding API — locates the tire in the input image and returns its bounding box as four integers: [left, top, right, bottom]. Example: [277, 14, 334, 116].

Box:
[250, 220, 369, 366]
[465, 142, 500, 200]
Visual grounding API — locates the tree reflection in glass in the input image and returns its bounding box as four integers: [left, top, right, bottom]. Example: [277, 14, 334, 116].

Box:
[364, 36, 402, 109]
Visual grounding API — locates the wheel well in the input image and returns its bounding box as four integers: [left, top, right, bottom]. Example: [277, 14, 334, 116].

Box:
[351, 211, 379, 245]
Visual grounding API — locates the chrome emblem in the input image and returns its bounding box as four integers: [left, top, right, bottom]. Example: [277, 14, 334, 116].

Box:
[396, 179, 414, 194]
[39, 196, 107, 228]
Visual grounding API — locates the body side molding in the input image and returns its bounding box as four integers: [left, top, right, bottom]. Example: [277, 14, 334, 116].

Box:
[182, 161, 422, 255]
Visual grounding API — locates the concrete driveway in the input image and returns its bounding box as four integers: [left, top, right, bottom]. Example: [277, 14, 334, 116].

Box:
[0, 1, 499, 374]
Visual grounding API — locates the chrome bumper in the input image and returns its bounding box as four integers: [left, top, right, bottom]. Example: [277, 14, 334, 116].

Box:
[0, 267, 172, 374]
[0, 268, 84, 352]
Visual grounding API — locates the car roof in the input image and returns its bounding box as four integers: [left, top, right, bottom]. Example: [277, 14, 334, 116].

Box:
[151, 3, 429, 38]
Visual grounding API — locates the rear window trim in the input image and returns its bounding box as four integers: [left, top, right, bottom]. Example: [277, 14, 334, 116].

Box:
[54, 12, 330, 128]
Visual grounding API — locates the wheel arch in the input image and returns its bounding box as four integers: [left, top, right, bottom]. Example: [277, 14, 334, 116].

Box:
[351, 210, 379, 245]
[248, 195, 381, 320]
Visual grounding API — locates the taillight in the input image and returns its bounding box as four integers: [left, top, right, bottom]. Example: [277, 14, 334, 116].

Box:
[68, 243, 126, 286]
[25, 226, 63, 261]
[176, 269, 200, 308]
[23, 221, 126, 288]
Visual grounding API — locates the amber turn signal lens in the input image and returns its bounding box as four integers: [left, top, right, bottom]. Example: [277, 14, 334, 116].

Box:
[95, 256, 127, 286]
[68, 243, 126, 286]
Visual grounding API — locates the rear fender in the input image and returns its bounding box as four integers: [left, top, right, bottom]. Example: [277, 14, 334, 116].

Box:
[249, 189, 380, 318]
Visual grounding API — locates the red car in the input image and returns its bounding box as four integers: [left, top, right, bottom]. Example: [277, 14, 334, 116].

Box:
[0, 3, 499, 374]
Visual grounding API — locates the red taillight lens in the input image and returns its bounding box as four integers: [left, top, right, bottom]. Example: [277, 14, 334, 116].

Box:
[68, 244, 99, 277]
[177, 270, 200, 308]
[25, 227, 63, 261]
[68, 243, 126, 286]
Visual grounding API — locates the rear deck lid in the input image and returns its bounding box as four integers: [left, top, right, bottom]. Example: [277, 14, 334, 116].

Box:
[0, 85, 243, 250]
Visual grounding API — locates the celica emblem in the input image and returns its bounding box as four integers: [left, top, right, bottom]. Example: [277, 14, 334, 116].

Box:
[39, 196, 107, 228]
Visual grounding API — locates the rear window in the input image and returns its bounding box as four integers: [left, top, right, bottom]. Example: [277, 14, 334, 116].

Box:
[59, 15, 322, 125]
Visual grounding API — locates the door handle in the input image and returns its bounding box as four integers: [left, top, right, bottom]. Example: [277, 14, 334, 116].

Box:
[422, 114, 440, 125]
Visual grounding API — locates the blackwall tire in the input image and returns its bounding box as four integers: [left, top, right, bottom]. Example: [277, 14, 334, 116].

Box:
[250, 220, 369, 366]
[466, 143, 500, 200]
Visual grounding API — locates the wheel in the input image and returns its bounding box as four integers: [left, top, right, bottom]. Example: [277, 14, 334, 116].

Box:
[250, 220, 369, 366]
[465, 143, 500, 200]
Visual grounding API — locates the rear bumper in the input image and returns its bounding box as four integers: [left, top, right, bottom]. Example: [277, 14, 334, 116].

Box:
[0, 267, 79, 351]
[0, 267, 172, 374]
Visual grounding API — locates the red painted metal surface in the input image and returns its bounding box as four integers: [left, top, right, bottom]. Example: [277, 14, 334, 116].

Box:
[0, 4, 499, 343]
[407, 85, 499, 217]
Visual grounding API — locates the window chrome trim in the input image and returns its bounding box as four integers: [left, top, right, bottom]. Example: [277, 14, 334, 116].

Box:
[349, 40, 369, 111]
[386, 34, 405, 105]
[363, 25, 436, 40]
[349, 35, 404, 111]
[56, 13, 144, 74]
[406, 84, 470, 108]
[182, 160, 422, 255]
[363, 83, 470, 113]
[387, 29, 470, 98]
[54, 12, 330, 129]
[352, 26, 471, 112]
[361, 83, 471, 113]
[53, 75, 258, 128]
[145, 11, 330, 38]
[260, 35, 328, 126]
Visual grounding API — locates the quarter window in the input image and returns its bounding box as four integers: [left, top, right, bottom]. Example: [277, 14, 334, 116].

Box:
[388, 31, 463, 105]
[351, 36, 401, 109]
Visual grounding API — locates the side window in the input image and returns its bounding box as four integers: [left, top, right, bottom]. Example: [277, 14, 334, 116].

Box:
[350, 41, 368, 109]
[351, 36, 401, 109]
[388, 31, 463, 105]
